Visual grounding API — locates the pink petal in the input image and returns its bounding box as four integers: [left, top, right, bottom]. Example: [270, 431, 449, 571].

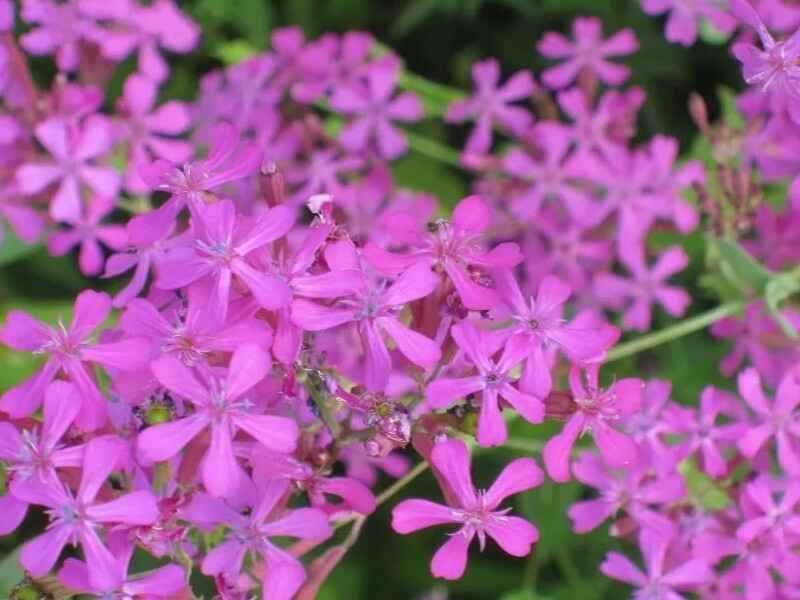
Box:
[600, 551, 647, 586]
[80, 528, 125, 590]
[430, 531, 472, 580]
[452, 195, 491, 235]
[290, 299, 357, 331]
[484, 457, 544, 508]
[392, 499, 459, 533]
[137, 413, 209, 463]
[78, 436, 126, 504]
[0, 310, 49, 351]
[593, 422, 639, 469]
[477, 388, 506, 447]
[234, 262, 292, 310]
[568, 499, 613, 533]
[86, 490, 159, 525]
[360, 319, 391, 392]
[376, 316, 440, 368]
[486, 515, 538, 556]
[381, 262, 440, 306]
[202, 539, 247, 576]
[21, 525, 73, 577]
[202, 422, 245, 497]
[125, 564, 186, 596]
[430, 439, 476, 507]
[150, 354, 208, 404]
[426, 376, 485, 410]
[226, 344, 270, 401]
[543, 414, 584, 482]
[232, 413, 298, 453]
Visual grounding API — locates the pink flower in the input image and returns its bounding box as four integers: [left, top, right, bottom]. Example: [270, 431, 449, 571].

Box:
[538, 17, 638, 89]
[16, 116, 120, 221]
[364, 195, 522, 310]
[139, 122, 261, 229]
[0, 381, 84, 535]
[11, 436, 160, 591]
[543, 365, 643, 482]
[494, 270, 618, 399]
[568, 451, 683, 535]
[136, 344, 298, 497]
[426, 321, 544, 446]
[641, 0, 736, 46]
[0, 290, 150, 429]
[60, 556, 186, 599]
[183, 480, 332, 600]
[292, 259, 441, 392]
[731, 0, 800, 124]
[595, 244, 690, 332]
[18, 0, 98, 71]
[0, 180, 45, 248]
[736, 367, 800, 476]
[155, 198, 294, 326]
[330, 55, 423, 159]
[116, 73, 193, 193]
[445, 58, 535, 155]
[601, 528, 712, 598]
[47, 195, 127, 276]
[392, 438, 542, 580]
[736, 477, 800, 547]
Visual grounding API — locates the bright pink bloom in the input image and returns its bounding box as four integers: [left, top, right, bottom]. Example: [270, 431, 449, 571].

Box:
[156, 199, 294, 326]
[601, 529, 712, 598]
[18, 0, 98, 71]
[426, 321, 543, 446]
[183, 480, 331, 600]
[641, 0, 736, 46]
[568, 450, 683, 535]
[538, 17, 638, 89]
[136, 344, 298, 497]
[330, 55, 423, 159]
[0, 290, 149, 429]
[364, 195, 522, 310]
[736, 367, 800, 476]
[543, 365, 643, 482]
[16, 117, 120, 221]
[494, 270, 618, 398]
[736, 477, 800, 547]
[595, 244, 690, 332]
[731, 0, 800, 124]
[292, 260, 441, 392]
[116, 73, 193, 193]
[12, 436, 160, 590]
[392, 439, 542, 580]
[445, 58, 535, 155]
[47, 195, 127, 276]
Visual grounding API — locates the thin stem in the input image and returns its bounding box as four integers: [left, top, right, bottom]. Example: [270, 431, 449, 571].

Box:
[405, 130, 462, 168]
[605, 300, 746, 363]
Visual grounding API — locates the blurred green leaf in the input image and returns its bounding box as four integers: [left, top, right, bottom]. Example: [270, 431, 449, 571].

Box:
[765, 273, 800, 339]
[0, 229, 42, 267]
[679, 457, 730, 510]
[0, 549, 23, 597]
[214, 39, 260, 65]
[706, 235, 772, 297]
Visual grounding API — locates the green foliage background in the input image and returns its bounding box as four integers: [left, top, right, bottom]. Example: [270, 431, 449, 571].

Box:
[0, 1, 749, 598]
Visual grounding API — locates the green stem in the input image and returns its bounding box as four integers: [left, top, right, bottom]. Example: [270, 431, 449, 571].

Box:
[605, 300, 746, 363]
[405, 130, 462, 168]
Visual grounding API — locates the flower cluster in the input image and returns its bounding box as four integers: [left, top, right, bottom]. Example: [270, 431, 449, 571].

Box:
[0, 1, 799, 598]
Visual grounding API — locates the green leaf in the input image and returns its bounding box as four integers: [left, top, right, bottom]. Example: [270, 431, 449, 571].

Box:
[678, 457, 730, 510]
[0, 549, 23, 598]
[765, 273, 800, 339]
[500, 590, 552, 600]
[0, 228, 42, 267]
[706, 235, 772, 297]
[699, 19, 732, 45]
[214, 39, 260, 65]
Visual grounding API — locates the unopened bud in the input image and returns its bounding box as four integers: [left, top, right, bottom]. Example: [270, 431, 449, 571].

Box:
[688, 93, 710, 134]
[260, 161, 285, 207]
[544, 390, 576, 421]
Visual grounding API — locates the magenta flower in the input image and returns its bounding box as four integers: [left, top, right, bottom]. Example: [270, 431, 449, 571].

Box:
[11, 436, 160, 591]
[183, 480, 332, 600]
[0, 0, 12, 30]
[392, 439, 542, 580]
[567, 451, 683, 534]
[595, 245, 690, 332]
[494, 269, 618, 399]
[0, 290, 150, 429]
[18, 0, 98, 72]
[59, 555, 186, 599]
[16, 116, 120, 221]
[543, 365, 643, 482]
[284, 147, 364, 206]
[119, 294, 273, 367]
[641, 0, 736, 46]
[601, 528, 712, 598]
[330, 55, 423, 159]
[116, 73, 193, 193]
[503, 123, 590, 221]
[731, 0, 800, 123]
[538, 17, 639, 89]
[711, 301, 800, 386]
[47, 195, 127, 276]
[445, 58, 535, 155]
[665, 386, 746, 478]
[427, 321, 544, 446]
[364, 195, 522, 310]
[136, 344, 298, 497]
[292, 260, 442, 392]
[736, 477, 800, 546]
[155, 198, 294, 326]
[139, 122, 262, 227]
[252, 450, 377, 517]
[87, 0, 199, 83]
[0, 181, 45, 248]
[0, 381, 84, 535]
[736, 367, 800, 476]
